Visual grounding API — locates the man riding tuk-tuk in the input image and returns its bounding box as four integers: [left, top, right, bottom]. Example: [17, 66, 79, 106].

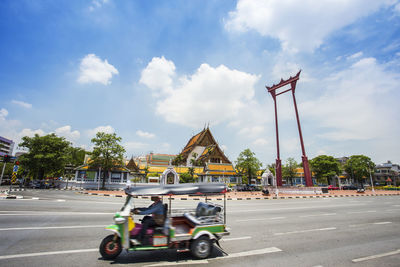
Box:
[99, 183, 230, 260]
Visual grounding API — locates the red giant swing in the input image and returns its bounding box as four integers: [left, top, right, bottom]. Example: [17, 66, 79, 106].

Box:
[266, 71, 313, 187]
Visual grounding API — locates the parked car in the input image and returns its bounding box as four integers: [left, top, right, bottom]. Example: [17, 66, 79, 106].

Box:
[327, 185, 339, 190]
[341, 185, 357, 190]
[30, 180, 50, 189]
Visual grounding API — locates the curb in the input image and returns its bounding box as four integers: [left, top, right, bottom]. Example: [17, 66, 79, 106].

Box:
[0, 195, 23, 199]
[77, 191, 400, 200]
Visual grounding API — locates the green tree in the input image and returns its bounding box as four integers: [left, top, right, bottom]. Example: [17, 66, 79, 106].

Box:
[282, 158, 298, 186]
[172, 154, 184, 166]
[267, 163, 276, 176]
[179, 172, 193, 183]
[89, 132, 126, 189]
[18, 134, 71, 180]
[310, 155, 341, 185]
[67, 147, 87, 167]
[344, 155, 375, 187]
[188, 166, 195, 181]
[235, 149, 262, 185]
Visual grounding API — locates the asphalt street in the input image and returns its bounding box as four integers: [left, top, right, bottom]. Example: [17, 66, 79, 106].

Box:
[0, 190, 399, 267]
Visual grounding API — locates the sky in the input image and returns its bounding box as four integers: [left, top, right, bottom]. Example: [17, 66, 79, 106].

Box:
[1, 0, 400, 166]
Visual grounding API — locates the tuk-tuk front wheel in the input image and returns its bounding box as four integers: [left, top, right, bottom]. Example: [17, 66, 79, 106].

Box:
[190, 236, 212, 259]
[100, 234, 122, 260]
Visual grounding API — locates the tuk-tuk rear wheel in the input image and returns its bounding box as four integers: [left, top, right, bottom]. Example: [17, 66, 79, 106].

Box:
[190, 236, 212, 259]
[100, 234, 122, 260]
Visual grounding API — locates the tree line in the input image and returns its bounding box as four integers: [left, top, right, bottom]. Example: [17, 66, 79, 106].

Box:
[235, 149, 375, 186]
[8, 132, 375, 187]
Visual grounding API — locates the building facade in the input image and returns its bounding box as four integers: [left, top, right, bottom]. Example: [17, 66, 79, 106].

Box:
[0, 136, 14, 156]
[374, 161, 399, 186]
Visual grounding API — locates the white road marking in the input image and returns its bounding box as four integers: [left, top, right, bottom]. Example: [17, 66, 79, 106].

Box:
[0, 211, 113, 216]
[274, 227, 336, 236]
[236, 217, 285, 222]
[144, 247, 282, 266]
[352, 249, 400, 262]
[229, 203, 366, 213]
[300, 213, 336, 218]
[0, 248, 98, 260]
[222, 236, 252, 242]
[215, 247, 282, 259]
[347, 210, 376, 214]
[349, 221, 392, 227]
[0, 225, 105, 231]
[145, 260, 209, 266]
[56, 199, 66, 202]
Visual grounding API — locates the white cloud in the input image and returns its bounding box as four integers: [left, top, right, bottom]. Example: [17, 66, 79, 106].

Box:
[140, 57, 260, 129]
[238, 126, 265, 138]
[0, 108, 8, 119]
[124, 141, 149, 152]
[89, 0, 109, 12]
[139, 56, 176, 96]
[136, 130, 155, 139]
[225, 0, 396, 52]
[253, 138, 269, 146]
[347, 51, 363, 60]
[395, 3, 400, 14]
[87, 125, 115, 137]
[55, 125, 80, 142]
[11, 100, 32, 109]
[301, 57, 400, 142]
[18, 128, 46, 138]
[78, 54, 118, 85]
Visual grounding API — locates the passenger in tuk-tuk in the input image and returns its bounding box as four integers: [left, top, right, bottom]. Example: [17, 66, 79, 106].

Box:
[132, 196, 165, 244]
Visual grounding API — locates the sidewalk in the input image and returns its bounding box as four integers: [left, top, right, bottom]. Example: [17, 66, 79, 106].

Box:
[82, 189, 400, 200]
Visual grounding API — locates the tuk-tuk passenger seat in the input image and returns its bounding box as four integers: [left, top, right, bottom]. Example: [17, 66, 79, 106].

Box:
[183, 202, 222, 225]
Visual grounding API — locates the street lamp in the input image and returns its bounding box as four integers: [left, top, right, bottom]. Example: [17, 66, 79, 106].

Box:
[368, 163, 375, 193]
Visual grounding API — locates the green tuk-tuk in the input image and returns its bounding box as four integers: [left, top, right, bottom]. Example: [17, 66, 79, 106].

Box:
[99, 183, 230, 260]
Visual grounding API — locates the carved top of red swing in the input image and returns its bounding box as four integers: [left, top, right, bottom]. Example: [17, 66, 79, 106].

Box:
[266, 70, 301, 92]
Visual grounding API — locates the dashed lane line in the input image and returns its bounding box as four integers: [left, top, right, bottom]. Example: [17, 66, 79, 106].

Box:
[274, 227, 336, 236]
[0, 225, 105, 231]
[0, 246, 282, 262]
[347, 210, 376, 214]
[236, 217, 286, 222]
[216, 247, 282, 259]
[222, 236, 252, 242]
[0, 211, 113, 216]
[299, 213, 337, 218]
[349, 221, 392, 227]
[145, 260, 209, 266]
[352, 249, 400, 263]
[0, 248, 98, 260]
[144, 247, 282, 266]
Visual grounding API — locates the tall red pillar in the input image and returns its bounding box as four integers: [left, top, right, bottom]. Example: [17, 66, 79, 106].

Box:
[266, 71, 313, 187]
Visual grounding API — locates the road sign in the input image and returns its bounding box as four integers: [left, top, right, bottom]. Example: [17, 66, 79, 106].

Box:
[11, 173, 17, 183]
[11, 164, 19, 184]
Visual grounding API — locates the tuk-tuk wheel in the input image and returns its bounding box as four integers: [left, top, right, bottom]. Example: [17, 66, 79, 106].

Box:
[100, 234, 122, 260]
[190, 236, 212, 259]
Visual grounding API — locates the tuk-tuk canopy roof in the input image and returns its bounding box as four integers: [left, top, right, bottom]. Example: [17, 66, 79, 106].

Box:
[124, 183, 226, 196]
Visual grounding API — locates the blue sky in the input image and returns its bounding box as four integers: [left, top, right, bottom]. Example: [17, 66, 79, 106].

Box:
[1, 0, 400, 166]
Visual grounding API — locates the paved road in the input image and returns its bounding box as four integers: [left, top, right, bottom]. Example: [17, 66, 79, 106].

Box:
[0, 190, 399, 267]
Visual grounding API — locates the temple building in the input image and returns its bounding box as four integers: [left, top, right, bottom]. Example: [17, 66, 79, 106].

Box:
[71, 127, 239, 189]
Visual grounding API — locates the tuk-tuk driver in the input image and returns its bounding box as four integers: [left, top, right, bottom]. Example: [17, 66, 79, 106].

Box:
[132, 196, 165, 244]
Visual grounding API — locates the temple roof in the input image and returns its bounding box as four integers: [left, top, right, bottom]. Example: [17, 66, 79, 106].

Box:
[178, 127, 231, 164]
[127, 157, 140, 172]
